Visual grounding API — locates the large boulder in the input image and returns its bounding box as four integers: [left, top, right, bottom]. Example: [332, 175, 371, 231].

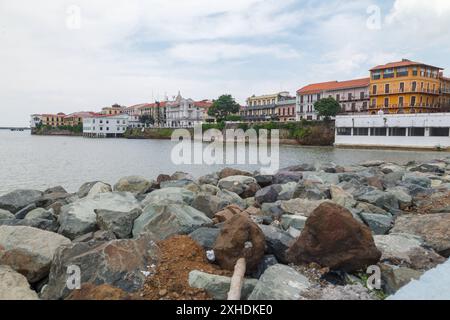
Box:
[0, 226, 71, 283]
[248, 264, 311, 300]
[113, 176, 152, 194]
[381, 264, 423, 295]
[213, 204, 243, 223]
[0, 265, 39, 300]
[216, 190, 247, 209]
[258, 224, 295, 263]
[402, 173, 432, 189]
[25, 208, 54, 221]
[385, 187, 413, 210]
[58, 192, 140, 240]
[286, 202, 381, 272]
[132, 203, 212, 240]
[255, 185, 281, 205]
[390, 213, 450, 257]
[217, 176, 260, 198]
[355, 189, 399, 210]
[41, 237, 158, 300]
[188, 270, 258, 300]
[0, 190, 43, 214]
[95, 208, 142, 239]
[141, 187, 194, 206]
[0, 209, 14, 220]
[213, 213, 265, 273]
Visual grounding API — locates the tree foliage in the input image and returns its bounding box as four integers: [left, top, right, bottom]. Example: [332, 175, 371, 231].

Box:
[139, 115, 155, 126]
[314, 97, 341, 119]
[208, 94, 240, 121]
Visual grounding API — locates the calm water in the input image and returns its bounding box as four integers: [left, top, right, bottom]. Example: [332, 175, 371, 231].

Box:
[1, 130, 449, 195]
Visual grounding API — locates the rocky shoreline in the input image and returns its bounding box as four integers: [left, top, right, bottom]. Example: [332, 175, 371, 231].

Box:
[1, 159, 450, 300]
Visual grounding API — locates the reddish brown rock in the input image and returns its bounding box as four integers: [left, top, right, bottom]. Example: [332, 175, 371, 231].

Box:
[213, 204, 243, 223]
[286, 202, 381, 272]
[156, 174, 172, 187]
[241, 182, 261, 199]
[213, 213, 265, 273]
[218, 168, 252, 179]
[67, 284, 140, 300]
[244, 206, 263, 216]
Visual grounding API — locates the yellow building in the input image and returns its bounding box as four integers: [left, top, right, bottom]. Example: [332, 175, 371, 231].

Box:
[369, 59, 442, 114]
[41, 113, 66, 127]
[440, 76, 450, 112]
[63, 112, 96, 127]
[101, 105, 125, 115]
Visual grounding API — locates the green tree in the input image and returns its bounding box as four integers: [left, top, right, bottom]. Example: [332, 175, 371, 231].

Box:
[314, 97, 341, 119]
[208, 94, 240, 122]
[139, 115, 155, 126]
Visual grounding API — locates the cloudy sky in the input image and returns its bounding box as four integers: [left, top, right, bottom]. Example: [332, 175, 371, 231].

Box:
[1, 0, 450, 126]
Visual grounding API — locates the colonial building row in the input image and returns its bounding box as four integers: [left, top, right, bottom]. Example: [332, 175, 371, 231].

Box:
[241, 59, 450, 122]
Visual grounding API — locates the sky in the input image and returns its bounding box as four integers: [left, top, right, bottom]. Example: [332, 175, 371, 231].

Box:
[1, 0, 450, 126]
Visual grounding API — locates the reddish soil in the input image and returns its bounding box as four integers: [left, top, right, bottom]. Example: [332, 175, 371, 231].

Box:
[141, 235, 230, 300]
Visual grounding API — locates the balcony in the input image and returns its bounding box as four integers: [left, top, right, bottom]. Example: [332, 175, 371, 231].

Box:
[370, 87, 440, 96]
[338, 94, 370, 102]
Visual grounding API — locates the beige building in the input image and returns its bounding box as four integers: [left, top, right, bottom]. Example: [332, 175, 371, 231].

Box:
[241, 91, 295, 122]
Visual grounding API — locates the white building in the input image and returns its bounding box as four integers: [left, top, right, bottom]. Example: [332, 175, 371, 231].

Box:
[335, 113, 450, 150]
[296, 78, 370, 120]
[30, 114, 42, 128]
[82, 114, 129, 138]
[166, 92, 205, 128]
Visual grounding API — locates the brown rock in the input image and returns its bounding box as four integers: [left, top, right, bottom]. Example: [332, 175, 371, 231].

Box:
[156, 174, 172, 186]
[214, 204, 243, 223]
[218, 168, 252, 179]
[241, 182, 261, 199]
[67, 283, 140, 300]
[367, 176, 384, 190]
[244, 206, 263, 216]
[286, 202, 381, 272]
[213, 213, 265, 273]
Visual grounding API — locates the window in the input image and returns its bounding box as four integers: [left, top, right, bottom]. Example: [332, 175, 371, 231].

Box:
[317, 94, 320, 101]
[412, 81, 417, 92]
[399, 82, 405, 93]
[100, 120, 103, 124]
[372, 71, 381, 80]
[385, 84, 390, 93]
[360, 92, 365, 100]
[100, 127, 103, 131]
[372, 85, 377, 94]
[412, 67, 418, 76]
[389, 128, 407, 136]
[397, 67, 408, 77]
[337, 128, 352, 136]
[370, 128, 387, 136]
[371, 99, 376, 107]
[106, 120, 109, 124]
[411, 96, 416, 107]
[399, 97, 404, 107]
[336, 94, 340, 102]
[409, 128, 425, 136]
[348, 93, 352, 100]
[383, 69, 395, 78]
[430, 128, 449, 137]
[384, 98, 389, 107]
[354, 128, 369, 136]
[106, 127, 109, 131]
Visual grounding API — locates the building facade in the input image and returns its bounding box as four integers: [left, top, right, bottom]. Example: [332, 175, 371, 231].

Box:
[369, 59, 442, 114]
[100, 105, 125, 115]
[166, 93, 207, 128]
[276, 98, 296, 122]
[241, 91, 295, 122]
[82, 114, 129, 138]
[440, 76, 450, 112]
[296, 78, 370, 120]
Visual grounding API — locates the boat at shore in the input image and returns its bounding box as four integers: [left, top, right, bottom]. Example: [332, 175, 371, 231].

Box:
[335, 113, 450, 151]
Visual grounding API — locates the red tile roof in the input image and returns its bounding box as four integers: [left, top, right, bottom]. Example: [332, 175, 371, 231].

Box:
[194, 100, 213, 108]
[297, 78, 370, 94]
[370, 59, 442, 71]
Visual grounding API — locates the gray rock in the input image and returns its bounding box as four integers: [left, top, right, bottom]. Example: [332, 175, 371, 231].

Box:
[273, 171, 303, 184]
[188, 270, 258, 300]
[330, 185, 356, 209]
[217, 176, 259, 197]
[301, 283, 377, 300]
[0, 189, 43, 214]
[25, 208, 54, 221]
[280, 198, 329, 217]
[382, 171, 406, 188]
[160, 179, 195, 189]
[171, 171, 194, 181]
[216, 189, 247, 210]
[254, 174, 274, 187]
[381, 265, 423, 295]
[14, 203, 37, 219]
[253, 255, 278, 279]
[374, 233, 445, 270]
[73, 230, 117, 243]
[95, 208, 142, 239]
[0, 265, 39, 300]
[282, 163, 316, 172]
[248, 264, 311, 300]
[386, 187, 413, 209]
[360, 160, 385, 167]
[277, 182, 297, 200]
[199, 184, 220, 195]
[390, 213, 450, 257]
[0, 225, 71, 283]
[78, 181, 112, 198]
[58, 192, 141, 240]
[258, 224, 294, 263]
[114, 176, 153, 194]
[0, 209, 14, 220]
[141, 187, 195, 206]
[189, 227, 220, 250]
[132, 203, 212, 240]
[255, 185, 281, 205]
[355, 202, 391, 216]
[402, 173, 432, 189]
[260, 202, 283, 218]
[0, 218, 59, 232]
[280, 215, 307, 231]
[198, 173, 219, 186]
[356, 189, 399, 211]
[41, 237, 158, 300]
[191, 193, 227, 218]
[359, 212, 393, 235]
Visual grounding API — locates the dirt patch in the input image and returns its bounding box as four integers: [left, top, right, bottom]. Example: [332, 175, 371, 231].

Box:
[141, 235, 230, 300]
